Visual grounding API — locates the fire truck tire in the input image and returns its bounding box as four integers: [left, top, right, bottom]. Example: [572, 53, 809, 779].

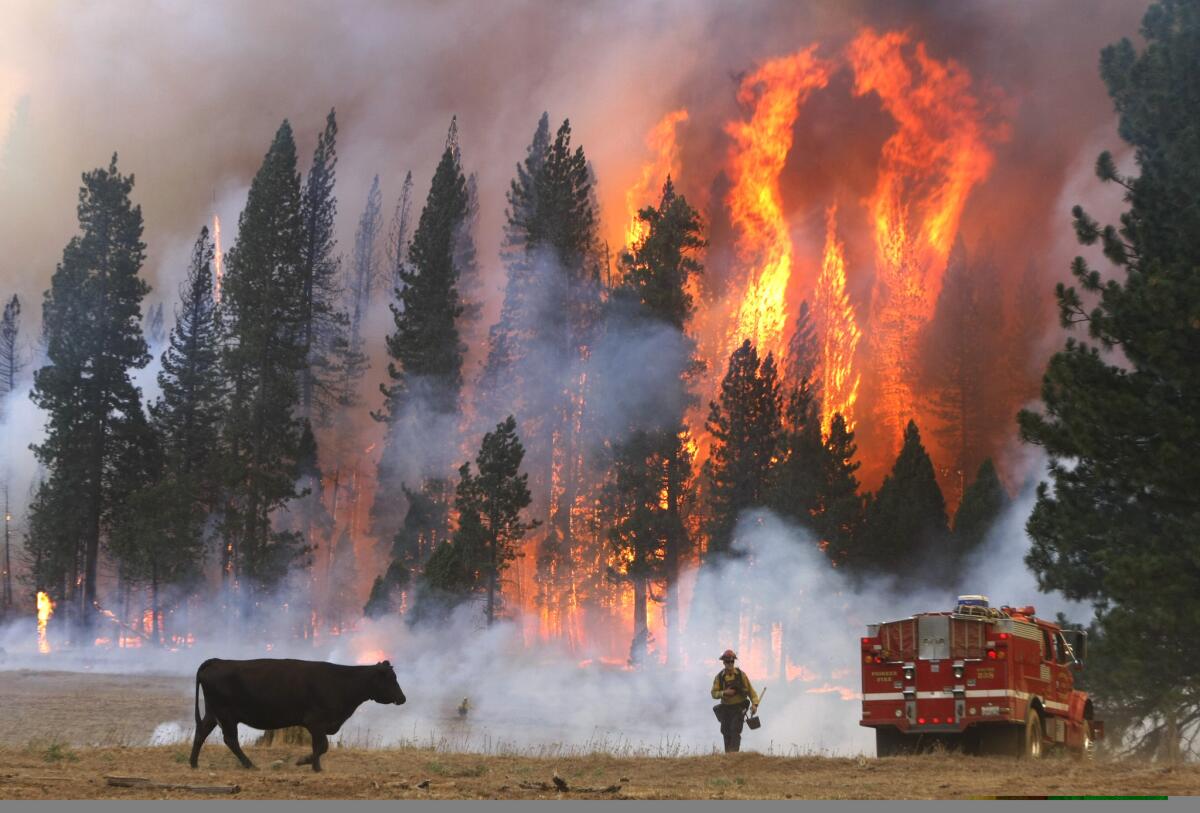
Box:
[875, 727, 901, 757]
[1020, 710, 1043, 760]
[1071, 722, 1095, 762]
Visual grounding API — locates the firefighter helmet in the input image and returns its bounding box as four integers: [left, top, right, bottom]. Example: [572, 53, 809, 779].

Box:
[719, 649, 737, 662]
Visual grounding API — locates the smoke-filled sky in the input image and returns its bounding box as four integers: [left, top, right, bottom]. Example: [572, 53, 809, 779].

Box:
[0, 0, 1145, 323]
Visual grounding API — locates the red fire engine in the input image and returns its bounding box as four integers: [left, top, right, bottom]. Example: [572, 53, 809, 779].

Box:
[859, 595, 1103, 758]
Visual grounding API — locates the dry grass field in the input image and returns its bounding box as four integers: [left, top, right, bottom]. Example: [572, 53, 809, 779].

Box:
[1, 669, 1197, 800]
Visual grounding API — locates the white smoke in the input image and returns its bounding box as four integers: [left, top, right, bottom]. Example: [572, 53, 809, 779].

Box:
[0, 456, 1085, 757]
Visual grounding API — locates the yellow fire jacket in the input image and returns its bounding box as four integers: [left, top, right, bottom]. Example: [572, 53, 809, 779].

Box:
[711, 667, 759, 706]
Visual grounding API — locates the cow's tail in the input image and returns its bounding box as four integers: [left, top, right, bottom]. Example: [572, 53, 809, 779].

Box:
[195, 658, 216, 726]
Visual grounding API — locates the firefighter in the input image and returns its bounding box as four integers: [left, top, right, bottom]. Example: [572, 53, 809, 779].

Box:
[711, 649, 759, 753]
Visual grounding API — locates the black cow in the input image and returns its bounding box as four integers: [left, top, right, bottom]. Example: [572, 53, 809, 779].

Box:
[190, 657, 406, 772]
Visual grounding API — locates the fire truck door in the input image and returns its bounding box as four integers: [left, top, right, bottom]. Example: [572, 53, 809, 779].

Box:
[918, 616, 949, 660]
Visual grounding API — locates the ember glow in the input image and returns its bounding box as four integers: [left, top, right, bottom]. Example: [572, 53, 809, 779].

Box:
[725, 46, 831, 363]
[212, 213, 223, 303]
[36, 590, 52, 654]
[813, 204, 861, 435]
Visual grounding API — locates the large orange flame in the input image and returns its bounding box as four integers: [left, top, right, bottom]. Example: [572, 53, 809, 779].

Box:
[36, 590, 53, 654]
[813, 204, 861, 435]
[726, 47, 831, 362]
[848, 28, 998, 450]
[624, 109, 689, 248]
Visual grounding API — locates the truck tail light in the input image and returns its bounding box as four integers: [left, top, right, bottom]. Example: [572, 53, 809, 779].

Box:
[987, 650, 997, 660]
[917, 717, 926, 725]
[998, 632, 1010, 640]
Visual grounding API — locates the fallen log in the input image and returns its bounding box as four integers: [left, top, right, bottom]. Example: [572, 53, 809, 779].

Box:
[104, 775, 240, 794]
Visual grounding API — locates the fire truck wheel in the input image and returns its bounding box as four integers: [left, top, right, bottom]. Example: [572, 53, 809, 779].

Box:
[1020, 710, 1044, 760]
[875, 727, 901, 757]
[1071, 722, 1095, 762]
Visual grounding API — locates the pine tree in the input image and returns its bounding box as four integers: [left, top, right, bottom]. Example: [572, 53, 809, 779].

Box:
[476, 114, 551, 428]
[853, 420, 949, 578]
[1018, 0, 1200, 757]
[452, 415, 538, 625]
[342, 174, 382, 400]
[381, 140, 468, 416]
[30, 155, 151, 638]
[386, 171, 414, 288]
[0, 294, 24, 403]
[362, 559, 409, 619]
[390, 479, 452, 567]
[951, 458, 1008, 570]
[768, 380, 824, 532]
[371, 123, 470, 549]
[705, 340, 782, 558]
[297, 108, 348, 427]
[604, 177, 704, 665]
[110, 228, 225, 641]
[819, 413, 864, 565]
[220, 121, 309, 598]
[152, 229, 224, 486]
[476, 114, 602, 627]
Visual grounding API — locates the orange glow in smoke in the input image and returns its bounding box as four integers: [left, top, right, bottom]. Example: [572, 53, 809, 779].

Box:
[726, 46, 831, 363]
[36, 591, 53, 654]
[847, 28, 999, 450]
[813, 204, 861, 435]
[624, 109, 689, 248]
[212, 214, 224, 303]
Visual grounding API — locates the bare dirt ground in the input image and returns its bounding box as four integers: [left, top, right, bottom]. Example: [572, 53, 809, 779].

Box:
[1, 669, 1197, 800]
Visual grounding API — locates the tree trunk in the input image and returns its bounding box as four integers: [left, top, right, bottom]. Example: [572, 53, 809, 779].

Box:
[151, 568, 161, 647]
[486, 536, 497, 627]
[631, 576, 648, 667]
[665, 445, 682, 667]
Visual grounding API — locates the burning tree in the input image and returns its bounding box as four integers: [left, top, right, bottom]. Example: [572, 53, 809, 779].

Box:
[605, 178, 705, 665]
[476, 113, 603, 639]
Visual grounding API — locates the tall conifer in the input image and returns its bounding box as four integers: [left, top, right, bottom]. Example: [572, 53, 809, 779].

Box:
[30, 154, 151, 637]
[220, 122, 309, 598]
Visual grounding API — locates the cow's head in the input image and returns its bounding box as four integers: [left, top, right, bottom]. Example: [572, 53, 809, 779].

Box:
[371, 660, 406, 705]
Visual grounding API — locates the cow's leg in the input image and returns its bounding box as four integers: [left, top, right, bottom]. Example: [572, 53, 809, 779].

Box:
[189, 712, 218, 768]
[305, 730, 329, 773]
[219, 720, 255, 769]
